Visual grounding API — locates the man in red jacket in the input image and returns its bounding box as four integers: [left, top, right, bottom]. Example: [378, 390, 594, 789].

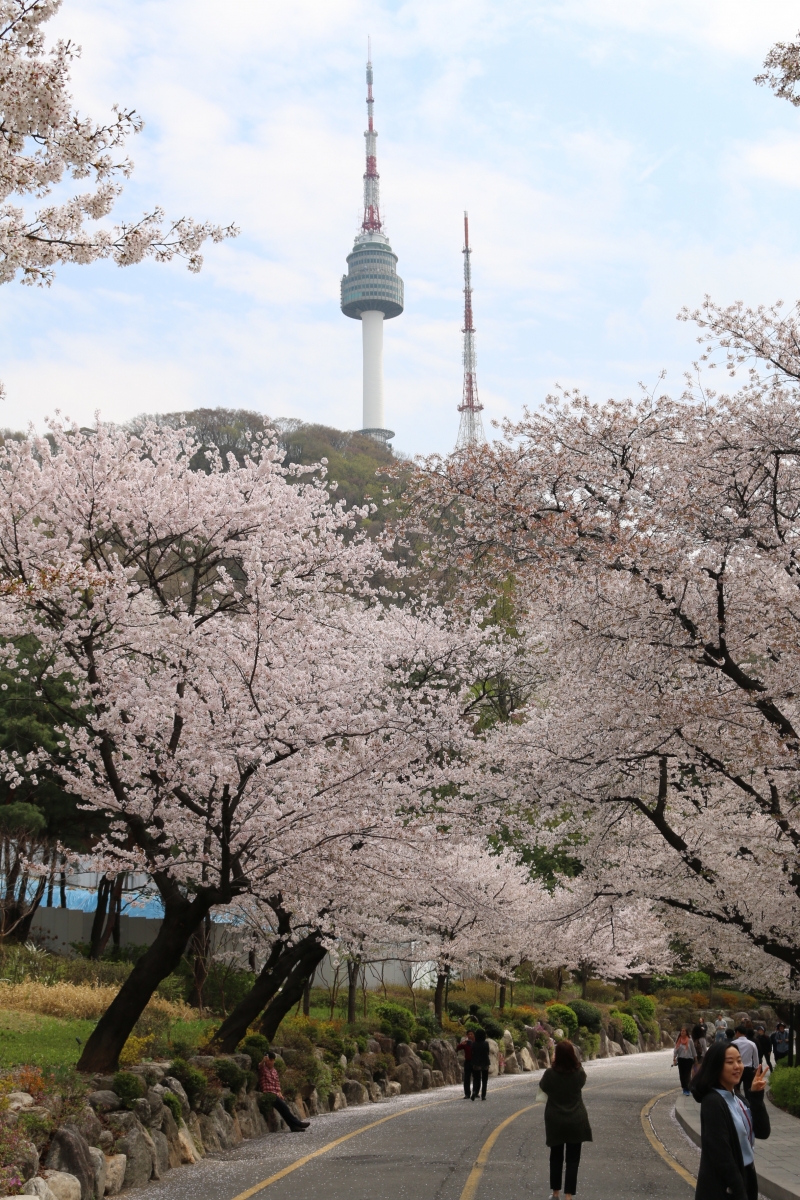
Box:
[456, 1030, 476, 1099]
[258, 1050, 309, 1132]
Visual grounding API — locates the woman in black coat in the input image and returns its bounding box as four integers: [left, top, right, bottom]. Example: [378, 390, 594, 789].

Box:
[691, 1040, 770, 1200]
[470, 1029, 491, 1101]
[539, 1040, 592, 1200]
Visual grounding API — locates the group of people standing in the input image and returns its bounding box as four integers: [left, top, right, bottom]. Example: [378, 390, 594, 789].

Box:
[673, 1014, 792, 1097]
[457, 1030, 592, 1200]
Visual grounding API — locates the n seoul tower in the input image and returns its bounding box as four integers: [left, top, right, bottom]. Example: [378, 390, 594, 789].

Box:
[455, 212, 486, 451]
[340, 45, 404, 444]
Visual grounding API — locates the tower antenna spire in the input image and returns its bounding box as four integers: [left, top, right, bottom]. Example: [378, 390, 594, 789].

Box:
[455, 211, 486, 450]
[363, 40, 381, 233]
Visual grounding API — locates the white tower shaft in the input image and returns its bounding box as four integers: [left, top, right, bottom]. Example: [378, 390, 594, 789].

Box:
[361, 309, 385, 430]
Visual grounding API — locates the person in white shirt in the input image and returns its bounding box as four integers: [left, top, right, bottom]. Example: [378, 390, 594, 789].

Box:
[733, 1026, 759, 1097]
[714, 1013, 728, 1042]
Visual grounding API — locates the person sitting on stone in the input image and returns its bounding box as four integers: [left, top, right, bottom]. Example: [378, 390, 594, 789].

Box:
[258, 1049, 309, 1132]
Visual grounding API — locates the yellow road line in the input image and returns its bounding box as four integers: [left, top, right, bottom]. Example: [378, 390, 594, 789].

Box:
[640, 1090, 697, 1188]
[228, 1097, 454, 1200]
[228, 1080, 531, 1200]
[458, 1104, 538, 1200]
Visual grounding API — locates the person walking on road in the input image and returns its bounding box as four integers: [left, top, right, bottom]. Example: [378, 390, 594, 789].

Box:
[697, 1014, 709, 1042]
[691, 1041, 770, 1200]
[714, 1013, 728, 1042]
[771, 1023, 789, 1066]
[470, 1029, 490, 1101]
[457, 1030, 476, 1099]
[258, 1050, 310, 1132]
[674, 1026, 697, 1095]
[540, 1039, 592, 1200]
[755, 1026, 772, 1070]
[732, 1027, 759, 1098]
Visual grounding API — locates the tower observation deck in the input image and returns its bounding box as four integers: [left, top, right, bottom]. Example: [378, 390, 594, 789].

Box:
[340, 48, 404, 445]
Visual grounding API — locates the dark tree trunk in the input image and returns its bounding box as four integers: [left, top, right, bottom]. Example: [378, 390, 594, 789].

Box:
[498, 982, 506, 1012]
[76, 893, 215, 1072]
[302, 967, 315, 1017]
[623, 978, 631, 1000]
[10, 874, 47, 944]
[97, 875, 124, 958]
[59, 857, 67, 908]
[346, 960, 359, 1026]
[556, 967, 563, 998]
[211, 928, 322, 1053]
[260, 944, 328, 1043]
[434, 972, 447, 1025]
[89, 877, 112, 959]
[187, 915, 212, 1013]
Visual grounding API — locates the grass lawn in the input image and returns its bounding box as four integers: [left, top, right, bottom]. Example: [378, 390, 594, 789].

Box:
[0, 1010, 97, 1068]
[0, 1012, 218, 1069]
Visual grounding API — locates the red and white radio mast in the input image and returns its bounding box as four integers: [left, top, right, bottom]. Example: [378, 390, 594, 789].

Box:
[455, 212, 485, 451]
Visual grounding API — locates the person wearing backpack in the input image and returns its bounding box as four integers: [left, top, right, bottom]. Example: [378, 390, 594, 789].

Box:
[539, 1040, 592, 1200]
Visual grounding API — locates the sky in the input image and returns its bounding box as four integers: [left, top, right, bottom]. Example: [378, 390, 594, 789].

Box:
[4, 0, 800, 456]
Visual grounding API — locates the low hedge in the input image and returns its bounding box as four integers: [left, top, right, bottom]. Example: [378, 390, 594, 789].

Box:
[769, 1066, 800, 1116]
[545, 1004, 578, 1038]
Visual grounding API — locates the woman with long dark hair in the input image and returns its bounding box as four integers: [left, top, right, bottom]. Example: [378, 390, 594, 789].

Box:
[691, 1040, 770, 1200]
[539, 1040, 592, 1200]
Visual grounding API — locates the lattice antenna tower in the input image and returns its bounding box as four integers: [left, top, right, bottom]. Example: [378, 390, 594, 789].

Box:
[455, 212, 486, 451]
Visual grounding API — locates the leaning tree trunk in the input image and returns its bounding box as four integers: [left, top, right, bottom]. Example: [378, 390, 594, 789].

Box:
[211, 930, 324, 1053]
[77, 893, 215, 1072]
[434, 973, 447, 1025]
[89, 876, 113, 959]
[302, 967, 315, 1017]
[260, 944, 328, 1043]
[346, 960, 360, 1026]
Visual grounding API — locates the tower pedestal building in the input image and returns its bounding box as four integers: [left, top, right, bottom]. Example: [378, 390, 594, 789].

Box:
[341, 50, 403, 445]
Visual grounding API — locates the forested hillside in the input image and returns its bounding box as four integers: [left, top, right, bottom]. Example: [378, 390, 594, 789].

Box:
[128, 408, 412, 537]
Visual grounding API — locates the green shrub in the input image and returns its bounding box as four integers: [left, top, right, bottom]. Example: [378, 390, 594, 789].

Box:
[448, 1001, 469, 1019]
[414, 1010, 440, 1035]
[222, 1093, 237, 1115]
[769, 1066, 800, 1116]
[376, 1002, 414, 1042]
[213, 1058, 248, 1094]
[257, 1093, 275, 1120]
[162, 1092, 182, 1124]
[16, 1108, 53, 1150]
[653, 971, 710, 992]
[610, 1011, 639, 1045]
[240, 1033, 269, 1071]
[546, 1004, 578, 1038]
[627, 995, 657, 1021]
[112, 1071, 145, 1108]
[418, 1050, 434, 1067]
[567, 1000, 602, 1033]
[576, 1027, 600, 1060]
[411, 1025, 432, 1044]
[168, 1058, 209, 1111]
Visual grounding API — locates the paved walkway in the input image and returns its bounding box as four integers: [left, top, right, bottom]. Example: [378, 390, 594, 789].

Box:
[675, 1090, 800, 1200]
[124, 1053, 690, 1200]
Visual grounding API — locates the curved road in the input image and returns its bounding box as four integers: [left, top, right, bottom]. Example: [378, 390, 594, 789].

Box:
[131, 1050, 692, 1200]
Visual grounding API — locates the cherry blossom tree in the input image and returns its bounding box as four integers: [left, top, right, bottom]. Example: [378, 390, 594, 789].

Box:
[401, 377, 800, 998]
[0, 0, 236, 287]
[0, 419, 486, 1069]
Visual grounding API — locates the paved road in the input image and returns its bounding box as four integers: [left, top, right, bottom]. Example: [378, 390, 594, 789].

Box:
[129, 1050, 691, 1200]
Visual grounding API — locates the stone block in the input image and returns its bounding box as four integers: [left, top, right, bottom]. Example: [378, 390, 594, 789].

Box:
[421, 1068, 431, 1090]
[385, 1081, 401, 1097]
[40, 1173, 81, 1200]
[44, 1126, 95, 1200]
[115, 1127, 153, 1190]
[151, 1131, 170, 1177]
[13, 1140, 38, 1181]
[328, 1090, 347, 1112]
[86, 1094, 119, 1116]
[20, 1178, 57, 1200]
[103, 1156, 126, 1196]
[428, 1039, 460, 1086]
[87, 1148, 105, 1200]
[391, 1063, 416, 1095]
[341, 1080, 369, 1106]
[176, 1123, 199, 1164]
[487, 1039, 500, 1077]
[395, 1045, 424, 1090]
[518, 1048, 535, 1072]
[430, 1071, 444, 1088]
[7, 1093, 35, 1112]
[622, 1039, 639, 1055]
